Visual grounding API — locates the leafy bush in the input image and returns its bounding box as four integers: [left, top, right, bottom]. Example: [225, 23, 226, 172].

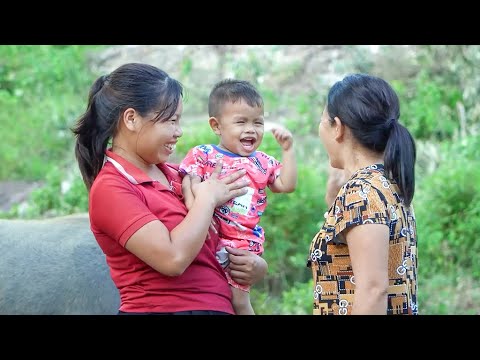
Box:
[419, 270, 480, 315]
[4, 45, 480, 315]
[392, 71, 462, 141]
[0, 45, 106, 180]
[416, 135, 480, 279]
[4, 166, 88, 219]
[252, 279, 312, 315]
[171, 118, 218, 162]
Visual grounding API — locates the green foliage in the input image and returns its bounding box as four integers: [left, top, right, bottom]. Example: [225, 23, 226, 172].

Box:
[419, 270, 480, 315]
[172, 119, 218, 162]
[180, 57, 193, 77]
[3, 45, 480, 314]
[252, 133, 328, 295]
[5, 166, 88, 218]
[415, 135, 480, 280]
[228, 48, 266, 83]
[0, 45, 107, 180]
[259, 165, 325, 294]
[392, 71, 462, 140]
[62, 174, 90, 213]
[252, 279, 312, 315]
[283, 92, 321, 136]
[414, 45, 480, 131]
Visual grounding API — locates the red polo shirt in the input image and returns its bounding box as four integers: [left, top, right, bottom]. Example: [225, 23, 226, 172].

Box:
[89, 149, 234, 313]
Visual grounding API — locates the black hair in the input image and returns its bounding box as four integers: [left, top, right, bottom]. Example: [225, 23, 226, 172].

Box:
[327, 73, 416, 206]
[208, 79, 263, 118]
[72, 63, 183, 190]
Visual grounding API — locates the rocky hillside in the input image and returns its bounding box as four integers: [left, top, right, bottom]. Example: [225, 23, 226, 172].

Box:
[88, 45, 360, 119]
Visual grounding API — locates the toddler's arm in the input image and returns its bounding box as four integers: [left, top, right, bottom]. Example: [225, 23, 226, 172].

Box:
[269, 127, 297, 193]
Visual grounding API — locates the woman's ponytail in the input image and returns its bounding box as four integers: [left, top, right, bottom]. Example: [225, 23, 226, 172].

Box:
[384, 121, 416, 207]
[72, 76, 109, 190]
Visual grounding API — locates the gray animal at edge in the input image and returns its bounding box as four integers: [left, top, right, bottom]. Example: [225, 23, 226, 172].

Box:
[0, 214, 120, 315]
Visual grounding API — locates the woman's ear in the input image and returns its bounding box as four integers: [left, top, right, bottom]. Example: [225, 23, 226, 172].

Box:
[122, 108, 137, 131]
[334, 116, 345, 142]
[209, 117, 221, 135]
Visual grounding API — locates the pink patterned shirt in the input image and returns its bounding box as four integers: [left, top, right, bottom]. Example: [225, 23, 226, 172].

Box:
[179, 144, 282, 246]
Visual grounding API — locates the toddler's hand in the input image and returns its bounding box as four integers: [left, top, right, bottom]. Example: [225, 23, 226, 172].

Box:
[271, 127, 293, 151]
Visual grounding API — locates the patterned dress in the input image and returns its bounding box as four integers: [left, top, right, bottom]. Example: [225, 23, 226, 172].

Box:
[307, 164, 418, 315]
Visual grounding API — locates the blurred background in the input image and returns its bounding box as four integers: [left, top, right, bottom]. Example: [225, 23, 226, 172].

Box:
[1, 45, 479, 314]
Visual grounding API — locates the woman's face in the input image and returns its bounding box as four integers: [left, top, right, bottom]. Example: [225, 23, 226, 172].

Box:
[136, 99, 184, 165]
[318, 106, 339, 168]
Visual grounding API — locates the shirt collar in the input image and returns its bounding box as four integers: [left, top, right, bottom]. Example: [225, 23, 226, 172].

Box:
[104, 149, 156, 184]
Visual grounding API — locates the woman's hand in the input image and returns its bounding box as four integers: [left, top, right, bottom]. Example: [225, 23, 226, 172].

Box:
[193, 160, 249, 208]
[225, 246, 268, 286]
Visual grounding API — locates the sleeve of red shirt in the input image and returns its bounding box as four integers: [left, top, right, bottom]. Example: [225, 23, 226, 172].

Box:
[89, 175, 158, 247]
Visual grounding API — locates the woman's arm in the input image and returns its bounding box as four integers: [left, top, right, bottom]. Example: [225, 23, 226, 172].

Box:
[125, 161, 248, 276]
[345, 223, 389, 314]
[181, 174, 199, 210]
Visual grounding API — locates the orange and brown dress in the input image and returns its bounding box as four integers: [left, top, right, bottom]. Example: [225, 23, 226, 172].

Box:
[307, 164, 418, 315]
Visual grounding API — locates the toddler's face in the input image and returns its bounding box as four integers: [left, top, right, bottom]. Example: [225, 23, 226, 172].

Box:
[215, 99, 264, 156]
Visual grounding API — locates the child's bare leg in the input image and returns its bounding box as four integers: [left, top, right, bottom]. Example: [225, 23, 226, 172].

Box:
[231, 286, 255, 315]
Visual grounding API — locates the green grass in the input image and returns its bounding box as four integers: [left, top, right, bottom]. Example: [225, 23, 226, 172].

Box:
[419, 271, 480, 315]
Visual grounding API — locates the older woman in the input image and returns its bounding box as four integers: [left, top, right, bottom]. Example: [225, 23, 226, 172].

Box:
[308, 74, 418, 315]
